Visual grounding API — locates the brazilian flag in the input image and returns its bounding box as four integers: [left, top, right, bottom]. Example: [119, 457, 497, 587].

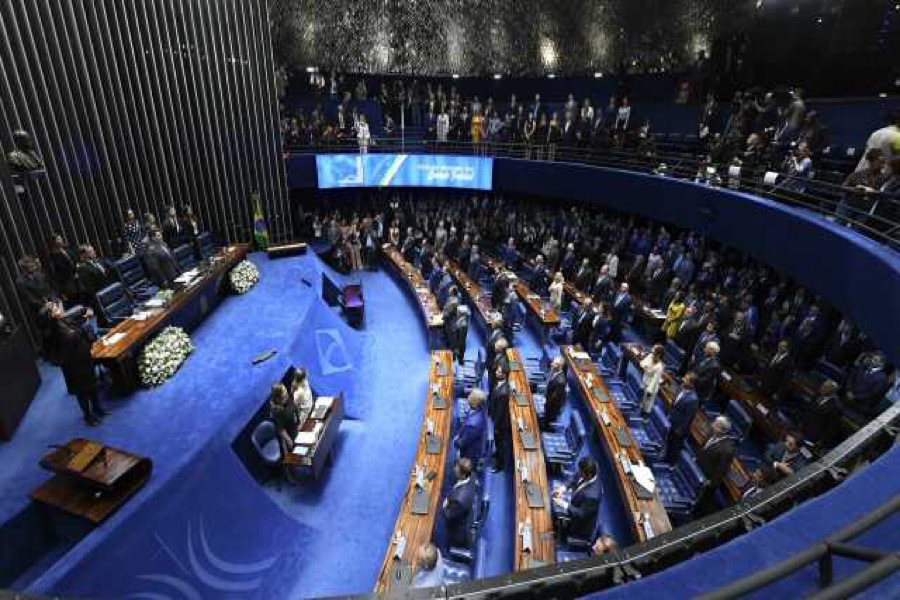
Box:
[252, 192, 269, 250]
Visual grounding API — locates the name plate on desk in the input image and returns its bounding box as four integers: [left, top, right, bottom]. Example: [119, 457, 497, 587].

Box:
[411, 488, 430, 515]
[524, 481, 545, 508]
[509, 360, 522, 371]
[520, 430, 537, 451]
[389, 560, 413, 590]
[514, 391, 529, 407]
[615, 426, 632, 448]
[435, 362, 448, 377]
[425, 432, 441, 455]
[591, 386, 609, 403]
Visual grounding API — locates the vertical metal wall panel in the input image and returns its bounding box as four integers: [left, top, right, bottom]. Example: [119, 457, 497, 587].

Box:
[0, 0, 289, 347]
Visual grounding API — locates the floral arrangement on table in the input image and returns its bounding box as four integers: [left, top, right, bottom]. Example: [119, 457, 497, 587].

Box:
[138, 326, 195, 387]
[229, 259, 260, 294]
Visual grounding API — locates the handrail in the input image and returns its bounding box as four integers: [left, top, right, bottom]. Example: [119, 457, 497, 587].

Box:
[285, 139, 900, 249]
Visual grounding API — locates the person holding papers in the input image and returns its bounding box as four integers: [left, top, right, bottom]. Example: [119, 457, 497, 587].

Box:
[553, 457, 602, 542]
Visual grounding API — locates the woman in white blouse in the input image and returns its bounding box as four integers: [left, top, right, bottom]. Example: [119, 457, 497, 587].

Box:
[549, 271, 565, 313]
[639, 344, 665, 417]
[357, 114, 371, 154]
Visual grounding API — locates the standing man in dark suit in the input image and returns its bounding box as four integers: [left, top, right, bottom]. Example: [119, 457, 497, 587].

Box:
[162, 206, 183, 248]
[441, 458, 478, 549]
[143, 229, 181, 288]
[665, 373, 699, 464]
[456, 389, 487, 463]
[574, 258, 593, 291]
[491, 271, 508, 309]
[572, 298, 595, 349]
[76, 244, 116, 300]
[449, 306, 469, 365]
[802, 380, 842, 449]
[696, 416, 736, 516]
[489, 366, 512, 472]
[694, 341, 722, 407]
[485, 323, 504, 381]
[530, 255, 549, 296]
[553, 457, 602, 541]
[592, 264, 613, 304]
[760, 339, 795, 403]
[610, 283, 632, 343]
[541, 357, 567, 430]
[44, 302, 106, 425]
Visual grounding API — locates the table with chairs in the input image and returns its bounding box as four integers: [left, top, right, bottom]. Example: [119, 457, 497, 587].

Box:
[563, 345, 673, 541]
[375, 350, 455, 593]
[381, 244, 444, 349]
[446, 260, 502, 332]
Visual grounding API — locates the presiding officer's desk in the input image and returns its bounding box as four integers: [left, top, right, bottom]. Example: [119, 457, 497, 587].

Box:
[445, 260, 502, 331]
[282, 394, 343, 481]
[563, 345, 673, 542]
[381, 244, 444, 348]
[375, 351, 454, 593]
[91, 243, 250, 392]
[621, 343, 753, 503]
[506, 348, 556, 570]
[482, 255, 561, 342]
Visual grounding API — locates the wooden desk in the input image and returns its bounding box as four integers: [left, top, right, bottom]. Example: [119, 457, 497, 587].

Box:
[31, 439, 152, 524]
[562, 345, 672, 542]
[719, 369, 788, 442]
[283, 395, 344, 480]
[375, 351, 454, 593]
[381, 244, 444, 349]
[506, 349, 556, 570]
[446, 260, 502, 332]
[482, 255, 560, 343]
[621, 343, 752, 503]
[563, 282, 591, 308]
[91, 243, 250, 392]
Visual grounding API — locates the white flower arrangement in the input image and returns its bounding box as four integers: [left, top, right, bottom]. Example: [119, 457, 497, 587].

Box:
[138, 326, 195, 387]
[229, 259, 260, 294]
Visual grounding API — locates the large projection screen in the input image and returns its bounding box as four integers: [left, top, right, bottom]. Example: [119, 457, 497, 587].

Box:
[316, 154, 493, 190]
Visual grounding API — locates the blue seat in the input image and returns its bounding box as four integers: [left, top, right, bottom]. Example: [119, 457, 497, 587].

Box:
[600, 344, 622, 375]
[663, 340, 686, 372]
[251, 420, 283, 487]
[534, 394, 569, 433]
[197, 231, 216, 258]
[628, 402, 669, 460]
[457, 349, 484, 397]
[96, 282, 135, 326]
[653, 449, 706, 521]
[173, 243, 197, 271]
[541, 410, 586, 468]
[708, 399, 753, 443]
[448, 492, 489, 565]
[114, 255, 157, 300]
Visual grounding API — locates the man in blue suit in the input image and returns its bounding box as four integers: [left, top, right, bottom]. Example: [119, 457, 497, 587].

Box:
[441, 458, 478, 549]
[665, 373, 700, 464]
[610, 282, 632, 343]
[553, 457, 603, 542]
[456, 389, 487, 462]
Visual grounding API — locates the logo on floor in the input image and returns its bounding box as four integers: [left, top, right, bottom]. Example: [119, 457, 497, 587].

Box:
[315, 328, 353, 375]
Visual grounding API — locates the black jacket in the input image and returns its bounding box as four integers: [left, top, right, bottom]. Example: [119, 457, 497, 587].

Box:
[52, 318, 97, 396]
[697, 436, 736, 488]
[144, 241, 181, 288]
[543, 369, 566, 425]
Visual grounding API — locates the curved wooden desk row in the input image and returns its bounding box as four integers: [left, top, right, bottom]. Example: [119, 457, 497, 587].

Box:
[91, 244, 250, 392]
[506, 348, 556, 570]
[375, 351, 455, 594]
[445, 260, 502, 330]
[718, 368, 789, 443]
[480, 255, 561, 342]
[562, 345, 673, 543]
[621, 343, 752, 503]
[381, 244, 444, 348]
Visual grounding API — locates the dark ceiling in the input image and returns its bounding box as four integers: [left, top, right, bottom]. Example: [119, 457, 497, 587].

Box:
[270, 0, 900, 94]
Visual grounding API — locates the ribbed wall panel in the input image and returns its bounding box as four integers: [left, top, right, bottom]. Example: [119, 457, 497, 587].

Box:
[0, 0, 288, 346]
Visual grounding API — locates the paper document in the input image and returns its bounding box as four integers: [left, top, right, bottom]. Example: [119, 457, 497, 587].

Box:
[632, 464, 656, 494]
[572, 351, 590, 360]
[144, 298, 166, 308]
[103, 332, 126, 346]
[295, 431, 317, 445]
[315, 396, 334, 410]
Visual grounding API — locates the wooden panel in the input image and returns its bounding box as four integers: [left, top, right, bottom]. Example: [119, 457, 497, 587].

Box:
[506, 348, 556, 570]
[374, 350, 454, 594]
[621, 343, 752, 503]
[445, 260, 501, 330]
[91, 243, 249, 360]
[562, 345, 672, 542]
[381, 244, 443, 331]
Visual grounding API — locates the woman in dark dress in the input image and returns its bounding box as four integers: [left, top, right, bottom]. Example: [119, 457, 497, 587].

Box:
[45, 302, 105, 425]
[47, 233, 79, 300]
[122, 209, 146, 256]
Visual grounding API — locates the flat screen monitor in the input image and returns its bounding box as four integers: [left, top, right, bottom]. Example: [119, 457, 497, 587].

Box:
[316, 154, 493, 190]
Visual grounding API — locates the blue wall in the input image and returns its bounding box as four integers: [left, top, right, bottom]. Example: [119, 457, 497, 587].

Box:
[288, 155, 900, 365]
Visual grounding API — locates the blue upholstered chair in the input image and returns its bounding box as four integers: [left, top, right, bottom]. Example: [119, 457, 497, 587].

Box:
[251, 420, 283, 488]
[707, 399, 753, 444]
[598, 344, 622, 377]
[173, 243, 197, 271]
[542, 410, 586, 469]
[653, 449, 706, 521]
[457, 349, 485, 397]
[114, 255, 157, 300]
[663, 340, 686, 372]
[96, 282, 135, 326]
[628, 402, 670, 461]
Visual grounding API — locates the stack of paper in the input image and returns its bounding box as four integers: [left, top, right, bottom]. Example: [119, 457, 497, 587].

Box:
[102, 332, 126, 346]
[295, 431, 317, 445]
[632, 464, 656, 494]
[572, 350, 591, 360]
[315, 396, 333, 411]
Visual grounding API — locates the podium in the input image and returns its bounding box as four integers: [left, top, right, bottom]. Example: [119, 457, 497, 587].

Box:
[0, 326, 40, 440]
[30, 439, 152, 524]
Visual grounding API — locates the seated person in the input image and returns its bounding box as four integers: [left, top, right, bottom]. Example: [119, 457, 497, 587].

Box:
[455, 389, 487, 462]
[759, 431, 808, 483]
[269, 383, 299, 455]
[441, 458, 477, 549]
[143, 228, 181, 288]
[411, 543, 445, 589]
[76, 244, 117, 302]
[553, 456, 603, 542]
[540, 357, 567, 430]
[289, 367, 314, 425]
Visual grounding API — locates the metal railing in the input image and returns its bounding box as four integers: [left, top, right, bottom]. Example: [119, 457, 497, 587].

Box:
[286, 137, 900, 250]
